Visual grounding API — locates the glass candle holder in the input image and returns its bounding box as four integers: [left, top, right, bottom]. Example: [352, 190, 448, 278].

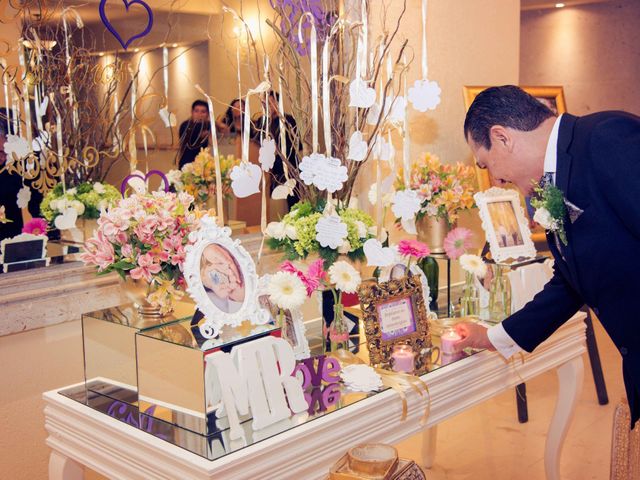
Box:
[390, 344, 416, 373]
[440, 327, 462, 355]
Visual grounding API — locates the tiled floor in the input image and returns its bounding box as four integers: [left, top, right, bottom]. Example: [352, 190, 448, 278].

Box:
[396, 317, 624, 479]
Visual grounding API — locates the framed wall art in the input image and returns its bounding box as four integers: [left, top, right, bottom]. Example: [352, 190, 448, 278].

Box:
[357, 274, 433, 374]
[474, 187, 537, 263]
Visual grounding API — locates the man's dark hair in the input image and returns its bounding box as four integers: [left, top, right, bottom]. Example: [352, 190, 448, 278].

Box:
[464, 85, 554, 150]
[191, 99, 209, 111]
[268, 90, 279, 102]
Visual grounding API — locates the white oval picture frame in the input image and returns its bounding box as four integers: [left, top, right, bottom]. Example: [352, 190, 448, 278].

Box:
[184, 216, 270, 338]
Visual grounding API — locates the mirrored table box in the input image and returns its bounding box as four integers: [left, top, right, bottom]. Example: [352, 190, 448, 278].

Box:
[135, 317, 281, 437]
[81, 303, 194, 410]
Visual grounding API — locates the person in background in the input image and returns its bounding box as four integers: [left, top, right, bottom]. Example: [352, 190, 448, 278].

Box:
[255, 90, 300, 210]
[0, 107, 42, 242]
[177, 100, 210, 168]
[215, 98, 245, 138]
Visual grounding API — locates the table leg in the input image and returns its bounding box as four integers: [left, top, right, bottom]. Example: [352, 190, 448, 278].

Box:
[49, 450, 84, 480]
[420, 426, 438, 469]
[544, 356, 584, 480]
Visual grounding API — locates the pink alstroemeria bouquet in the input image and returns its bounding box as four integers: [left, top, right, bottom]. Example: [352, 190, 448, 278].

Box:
[81, 190, 197, 314]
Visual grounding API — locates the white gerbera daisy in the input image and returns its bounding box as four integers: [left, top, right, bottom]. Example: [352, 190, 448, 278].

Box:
[459, 254, 487, 278]
[267, 271, 307, 311]
[328, 261, 361, 293]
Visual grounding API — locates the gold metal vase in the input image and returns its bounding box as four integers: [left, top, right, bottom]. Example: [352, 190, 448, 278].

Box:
[121, 277, 167, 318]
[416, 216, 452, 254]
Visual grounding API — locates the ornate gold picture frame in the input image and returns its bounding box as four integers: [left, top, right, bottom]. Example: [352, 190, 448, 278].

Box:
[358, 274, 432, 374]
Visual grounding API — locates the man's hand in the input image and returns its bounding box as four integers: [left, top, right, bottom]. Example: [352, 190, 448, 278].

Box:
[454, 322, 496, 351]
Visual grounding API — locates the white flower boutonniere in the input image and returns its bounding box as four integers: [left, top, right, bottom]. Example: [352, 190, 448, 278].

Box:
[531, 182, 568, 246]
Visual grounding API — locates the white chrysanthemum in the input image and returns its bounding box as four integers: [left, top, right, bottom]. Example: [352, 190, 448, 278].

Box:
[265, 221, 287, 240]
[533, 207, 558, 231]
[267, 271, 307, 311]
[459, 254, 487, 278]
[93, 182, 106, 194]
[328, 261, 361, 293]
[67, 187, 77, 196]
[166, 169, 182, 187]
[71, 200, 85, 215]
[338, 240, 352, 254]
[285, 224, 298, 240]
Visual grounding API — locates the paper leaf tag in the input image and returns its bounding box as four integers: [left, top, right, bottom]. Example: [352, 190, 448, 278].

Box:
[363, 238, 396, 267]
[272, 178, 296, 200]
[340, 364, 383, 392]
[230, 163, 262, 198]
[158, 107, 177, 128]
[315, 214, 348, 249]
[16, 186, 31, 208]
[54, 207, 78, 230]
[347, 131, 367, 162]
[299, 153, 348, 193]
[408, 79, 442, 112]
[259, 138, 277, 172]
[4, 134, 30, 163]
[392, 190, 422, 221]
[372, 135, 395, 162]
[348, 78, 376, 109]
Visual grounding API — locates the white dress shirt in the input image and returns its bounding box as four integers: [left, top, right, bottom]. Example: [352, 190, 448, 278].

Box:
[486, 114, 564, 359]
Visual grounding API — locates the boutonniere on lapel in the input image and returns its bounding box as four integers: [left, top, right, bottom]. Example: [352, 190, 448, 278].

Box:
[531, 182, 568, 246]
[531, 180, 584, 247]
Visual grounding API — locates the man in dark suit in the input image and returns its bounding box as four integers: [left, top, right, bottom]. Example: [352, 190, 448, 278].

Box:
[455, 85, 640, 426]
[177, 100, 210, 169]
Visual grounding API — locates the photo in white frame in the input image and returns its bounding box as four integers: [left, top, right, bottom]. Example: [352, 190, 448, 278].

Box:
[183, 216, 271, 339]
[474, 187, 537, 263]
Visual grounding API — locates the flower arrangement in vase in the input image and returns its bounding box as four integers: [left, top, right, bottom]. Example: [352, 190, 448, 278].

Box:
[265, 200, 378, 267]
[80, 191, 198, 315]
[167, 149, 239, 208]
[40, 182, 121, 223]
[395, 153, 476, 252]
[269, 258, 361, 353]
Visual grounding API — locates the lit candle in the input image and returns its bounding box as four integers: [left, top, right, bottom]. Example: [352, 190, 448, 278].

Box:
[391, 344, 416, 373]
[440, 328, 461, 355]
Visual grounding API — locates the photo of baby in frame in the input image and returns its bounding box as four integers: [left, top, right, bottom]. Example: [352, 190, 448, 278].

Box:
[200, 243, 245, 314]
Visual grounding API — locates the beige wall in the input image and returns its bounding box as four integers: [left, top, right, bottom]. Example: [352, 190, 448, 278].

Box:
[520, 0, 640, 115]
[363, 0, 521, 280]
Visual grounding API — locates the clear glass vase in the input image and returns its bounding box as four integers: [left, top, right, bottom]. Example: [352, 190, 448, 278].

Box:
[328, 303, 349, 352]
[459, 272, 480, 317]
[489, 264, 512, 322]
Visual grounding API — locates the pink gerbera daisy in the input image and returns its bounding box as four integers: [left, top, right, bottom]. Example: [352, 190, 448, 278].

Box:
[22, 218, 48, 236]
[443, 227, 473, 260]
[397, 239, 431, 260]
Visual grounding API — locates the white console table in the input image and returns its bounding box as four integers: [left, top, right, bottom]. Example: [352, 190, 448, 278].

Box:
[44, 313, 586, 480]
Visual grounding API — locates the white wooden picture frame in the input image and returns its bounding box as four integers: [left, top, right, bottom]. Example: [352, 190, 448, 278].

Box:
[474, 187, 537, 263]
[257, 274, 311, 360]
[1, 233, 49, 272]
[183, 216, 271, 339]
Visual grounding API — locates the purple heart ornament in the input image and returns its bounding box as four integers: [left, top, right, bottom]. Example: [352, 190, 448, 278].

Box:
[99, 0, 154, 50]
[120, 169, 169, 197]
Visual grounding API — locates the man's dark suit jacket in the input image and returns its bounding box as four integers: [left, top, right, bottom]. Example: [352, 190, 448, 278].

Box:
[502, 111, 640, 425]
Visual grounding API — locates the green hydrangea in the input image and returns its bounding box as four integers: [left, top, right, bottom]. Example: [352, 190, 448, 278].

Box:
[340, 207, 375, 250]
[293, 212, 322, 256]
[39, 182, 121, 221]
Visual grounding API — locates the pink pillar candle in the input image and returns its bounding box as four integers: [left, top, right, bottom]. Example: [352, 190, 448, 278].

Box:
[391, 345, 416, 373]
[441, 328, 462, 355]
